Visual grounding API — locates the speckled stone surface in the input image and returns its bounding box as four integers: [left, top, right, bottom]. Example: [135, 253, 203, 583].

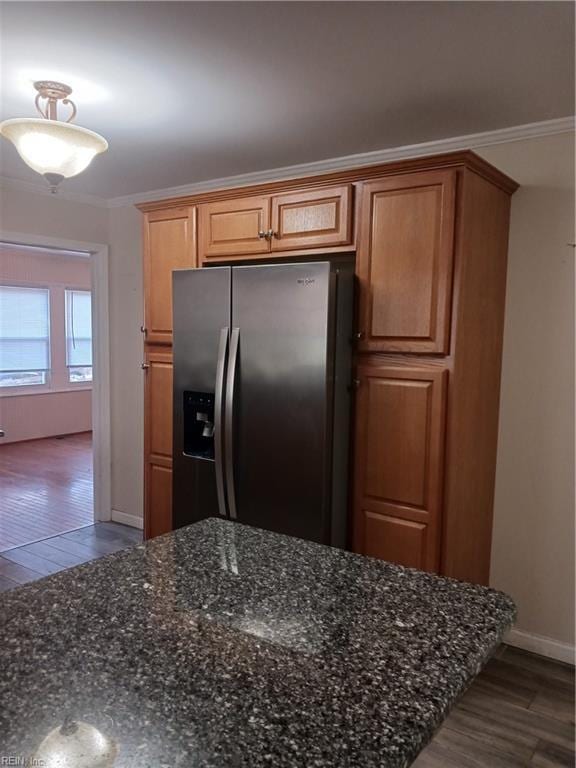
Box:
[0, 518, 515, 767]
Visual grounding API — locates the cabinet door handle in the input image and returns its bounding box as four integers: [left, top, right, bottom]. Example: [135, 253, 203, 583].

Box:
[141, 363, 150, 370]
[266, 229, 277, 240]
[258, 230, 266, 239]
[140, 325, 147, 334]
[353, 331, 364, 340]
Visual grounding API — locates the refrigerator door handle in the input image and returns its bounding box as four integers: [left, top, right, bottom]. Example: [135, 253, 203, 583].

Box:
[225, 327, 240, 520]
[214, 327, 229, 518]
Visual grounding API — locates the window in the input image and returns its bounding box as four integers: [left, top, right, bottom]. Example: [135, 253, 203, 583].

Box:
[65, 289, 93, 383]
[0, 286, 50, 388]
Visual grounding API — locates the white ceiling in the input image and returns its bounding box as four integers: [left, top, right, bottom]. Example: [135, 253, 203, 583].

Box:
[1, 1, 574, 199]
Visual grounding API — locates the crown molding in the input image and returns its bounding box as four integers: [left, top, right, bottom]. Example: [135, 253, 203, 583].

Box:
[0, 175, 109, 208]
[108, 116, 575, 208]
[1, 116, 573, 210]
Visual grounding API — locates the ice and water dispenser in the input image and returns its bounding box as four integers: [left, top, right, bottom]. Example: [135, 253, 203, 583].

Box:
[183, 391, 215, 460]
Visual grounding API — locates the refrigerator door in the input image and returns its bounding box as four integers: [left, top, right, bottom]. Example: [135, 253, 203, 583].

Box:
[230, 262, 334, 542]
[172, 267, 231, 529]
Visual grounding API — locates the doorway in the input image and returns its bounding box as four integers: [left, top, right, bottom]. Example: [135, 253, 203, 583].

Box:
[0, 242, 96, 549]
[0, 233, 112, 561]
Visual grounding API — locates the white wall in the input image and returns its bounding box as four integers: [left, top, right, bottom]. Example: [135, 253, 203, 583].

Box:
[0, 186, 109, 243]
[477, 134, 575, 657]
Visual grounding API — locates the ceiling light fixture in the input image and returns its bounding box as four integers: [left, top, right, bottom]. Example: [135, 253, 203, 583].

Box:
[0, 80, 108, 193]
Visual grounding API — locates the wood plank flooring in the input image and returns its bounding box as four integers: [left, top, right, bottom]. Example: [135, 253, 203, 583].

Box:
[0, 521, 142, 590]
[413, 645, 575, 767]
[0, 432, 93, 551]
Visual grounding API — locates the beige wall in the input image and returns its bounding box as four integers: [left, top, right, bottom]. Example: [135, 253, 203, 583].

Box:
[478, 133, 575, 650]
[0, 186, 109, 244]
[1, 131, 573, 653]
[107, 205, 144, 524]
[0, 245, 92, 443]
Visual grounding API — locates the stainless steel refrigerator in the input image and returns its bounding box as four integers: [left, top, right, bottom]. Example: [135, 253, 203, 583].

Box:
[172, 260, 353, 547]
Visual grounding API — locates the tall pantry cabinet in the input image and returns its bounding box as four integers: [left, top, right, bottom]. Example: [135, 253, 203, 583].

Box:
[142, 207, 196, 539]
[139, 151, 517, 585]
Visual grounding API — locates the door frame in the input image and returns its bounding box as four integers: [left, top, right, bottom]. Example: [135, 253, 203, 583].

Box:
[0, 229, 111, 523]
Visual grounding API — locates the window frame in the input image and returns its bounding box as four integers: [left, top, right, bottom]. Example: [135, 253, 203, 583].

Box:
[64, 287, 93, 385]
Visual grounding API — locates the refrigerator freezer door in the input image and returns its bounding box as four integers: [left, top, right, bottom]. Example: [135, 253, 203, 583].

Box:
[231, 262, 334, 542]
[172, 267, 231, 529]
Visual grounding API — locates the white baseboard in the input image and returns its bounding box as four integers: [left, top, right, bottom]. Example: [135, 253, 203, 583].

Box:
[111, 509, 144, 530]
[504, 628, 575, 665]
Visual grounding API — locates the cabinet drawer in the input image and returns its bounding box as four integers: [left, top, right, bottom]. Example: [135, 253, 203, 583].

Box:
[199, 196, 270, 259]
[357, 170, 456, 354]
[270, 185, 352, 251]
[353, 364, 447, 572]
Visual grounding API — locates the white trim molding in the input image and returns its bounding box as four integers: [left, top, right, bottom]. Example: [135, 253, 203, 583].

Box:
[0, 230, 112, 525]
[107, 116, 576, 208]
[111, 509, 144, 530]
[1, 116, 573, 209]
[505, 628, 575, 665]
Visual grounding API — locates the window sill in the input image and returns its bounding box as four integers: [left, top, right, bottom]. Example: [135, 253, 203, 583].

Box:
[0, 386, 93, 399]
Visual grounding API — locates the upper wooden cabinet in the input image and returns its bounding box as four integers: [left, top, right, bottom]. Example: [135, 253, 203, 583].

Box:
[270, 185, 352, 251]
[198, 185, 352, 261]
[143, 207, 196, 344]
[199, 196, 271, 259]
[356, 170, 456, 354]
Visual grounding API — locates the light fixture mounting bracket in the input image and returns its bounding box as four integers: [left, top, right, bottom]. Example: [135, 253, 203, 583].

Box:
[33, 80, 77, 123]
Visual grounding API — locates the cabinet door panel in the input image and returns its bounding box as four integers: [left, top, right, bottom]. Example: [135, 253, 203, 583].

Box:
[353, 364, 447, 572]
[144, 207, 196, 345]
[144, 349, 173, 538]
[357, 171, 456, 353]
[146, 352, 173, 463]
[365, 378, 432, 508]
[147, 464, 173, 539]
[199, 197, 270, 260]
[271, 185, 352, 251]
[364, 513, 427, 570]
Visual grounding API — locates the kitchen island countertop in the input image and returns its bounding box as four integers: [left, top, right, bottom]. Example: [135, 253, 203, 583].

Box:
[0, 518, 515, 767]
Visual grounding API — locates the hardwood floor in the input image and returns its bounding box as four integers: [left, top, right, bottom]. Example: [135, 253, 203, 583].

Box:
[0, 432, 93, 551]
[0, 521, 142, 590]
[414, 645, 575, 767]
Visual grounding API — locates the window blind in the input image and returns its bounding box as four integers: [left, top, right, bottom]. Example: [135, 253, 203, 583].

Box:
[0, 286, 50, 372]
[65, 289, 92, 367]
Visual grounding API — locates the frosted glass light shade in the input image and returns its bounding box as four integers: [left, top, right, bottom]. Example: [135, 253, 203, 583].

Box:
[0, 118, 108, 178]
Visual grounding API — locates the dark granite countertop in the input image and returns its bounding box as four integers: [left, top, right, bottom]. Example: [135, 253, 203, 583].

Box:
[0, 518, 515, 767]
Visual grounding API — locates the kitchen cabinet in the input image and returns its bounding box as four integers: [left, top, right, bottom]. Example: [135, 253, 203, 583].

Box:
[198, 185, 352, 261]
[353, 364, 446, 571]
[139, 151, 517, 581]
[143, 206, 196, 344]
[270, 185, 352, 251]
[143, 348, 173, 538]
[356, 170, 456, 354]
[199, 196, 270, 260]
